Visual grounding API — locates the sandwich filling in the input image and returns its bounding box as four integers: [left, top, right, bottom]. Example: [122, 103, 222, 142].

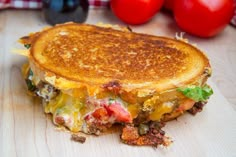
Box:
[22, 62, 212, 146]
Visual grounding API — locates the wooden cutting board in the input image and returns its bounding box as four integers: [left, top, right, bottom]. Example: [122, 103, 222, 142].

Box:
[0, 58, 236, 157]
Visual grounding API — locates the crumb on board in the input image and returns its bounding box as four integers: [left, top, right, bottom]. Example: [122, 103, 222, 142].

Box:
[71, 134, 86, 144]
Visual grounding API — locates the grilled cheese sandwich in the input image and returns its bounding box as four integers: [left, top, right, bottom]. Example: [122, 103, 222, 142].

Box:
[18, 23, 213, 147]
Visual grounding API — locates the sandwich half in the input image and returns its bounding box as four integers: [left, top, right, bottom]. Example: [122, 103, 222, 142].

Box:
[18, 23, 213, 147]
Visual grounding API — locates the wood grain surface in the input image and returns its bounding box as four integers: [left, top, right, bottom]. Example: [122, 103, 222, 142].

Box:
[0, 9, 236, 157]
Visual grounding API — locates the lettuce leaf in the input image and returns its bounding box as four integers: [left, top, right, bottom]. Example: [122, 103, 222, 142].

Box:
[177, 85, 213, 102]
[24, 44, 31, 49]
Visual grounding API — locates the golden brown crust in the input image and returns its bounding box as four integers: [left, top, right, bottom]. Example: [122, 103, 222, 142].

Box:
[28, 23, 210, 94]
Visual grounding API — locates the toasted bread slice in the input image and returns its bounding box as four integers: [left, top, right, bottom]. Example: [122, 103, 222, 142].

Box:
[27, 23, 210, 94]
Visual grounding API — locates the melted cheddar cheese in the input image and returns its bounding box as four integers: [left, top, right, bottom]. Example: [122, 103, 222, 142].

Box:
[22, 64, 192, 133]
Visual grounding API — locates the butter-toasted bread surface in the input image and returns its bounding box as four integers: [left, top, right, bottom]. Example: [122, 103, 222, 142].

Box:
[29, 23, 210, 92]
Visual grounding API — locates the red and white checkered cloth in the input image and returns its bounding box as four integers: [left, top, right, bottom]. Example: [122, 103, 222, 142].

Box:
[0, 0, 42, 9]
[0, 0, 110, 9]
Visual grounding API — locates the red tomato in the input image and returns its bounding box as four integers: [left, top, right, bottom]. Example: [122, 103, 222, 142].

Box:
[110, 0, 164, 25]
[164, 0, 175, 11]
[174, 0, 235, 37]
[107, 103, 132, 123]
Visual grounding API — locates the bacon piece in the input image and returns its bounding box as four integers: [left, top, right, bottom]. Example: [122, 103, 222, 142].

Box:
[188, 101, 207, 115]
[121, 122, 172, 147]
[121, 125, 139, 141]
[92, 107, 109, 121]
[102, 81, 122, 94]
[71, 134, 86, 143]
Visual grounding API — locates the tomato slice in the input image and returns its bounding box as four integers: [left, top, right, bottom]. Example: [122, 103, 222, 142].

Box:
[107, 103, 132, 123]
